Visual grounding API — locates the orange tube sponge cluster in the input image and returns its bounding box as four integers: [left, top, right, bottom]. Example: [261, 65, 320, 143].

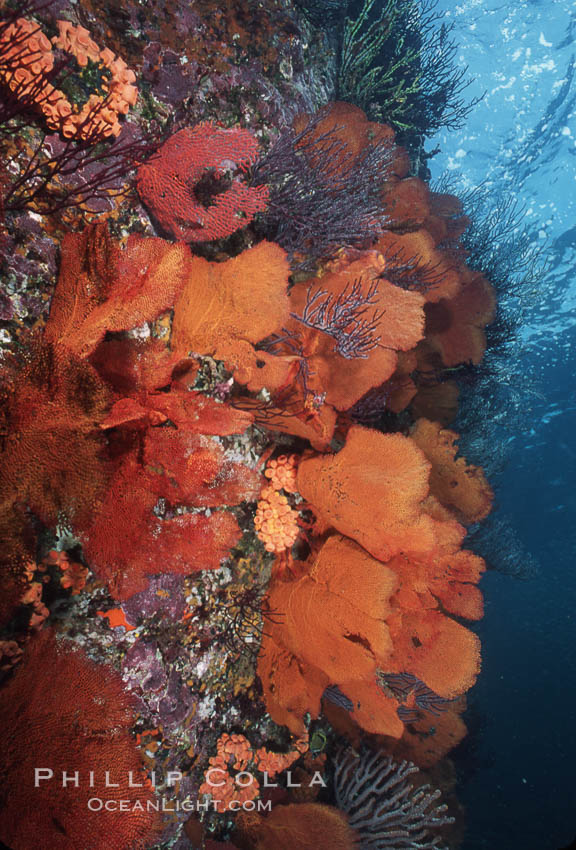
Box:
[255, 454, 301, 553]
[0, 18, 53, 92]
[0, 17, 137, 140]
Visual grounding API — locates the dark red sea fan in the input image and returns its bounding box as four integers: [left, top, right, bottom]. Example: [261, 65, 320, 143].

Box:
[136, 123, 269, 242]
[0, 630, 161, 850]
[82, 441, 259, 600]
[0, 336, 110, 530]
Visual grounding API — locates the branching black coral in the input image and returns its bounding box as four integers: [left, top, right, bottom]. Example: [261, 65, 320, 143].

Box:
[434, 177, 546, 436]
[338, 0, 482, 139]
[379, 250, 447, 294]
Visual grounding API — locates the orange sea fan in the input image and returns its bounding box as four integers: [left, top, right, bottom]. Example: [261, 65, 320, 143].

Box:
[297, 425, 440, 561]
[85, 466, 242, 600]
[136, 124, 269, 243]
[236, 348, 301, 395]
[0, 336, 110, 531]
[237, 802, 359, 850]
[384, 701, 468, 769]
[410, 418, 493, 524]
[143, 427, 261, 506]
[293, 100, 408, 178]
[82, 446, 251, 599]
[373, 349, 419, 415]
[44, 223, 192, 358]
[240, 392, 338, 451]
[295, 100, 393, 155]
[257, 634, 329, 735]
[386, 609, 481, 699]
[411, 378, 460, 426]
[424, 191, 471, 245]
[0, 630, 161, 850]
[171, 240, 291, 385]
[387, 547, 485, 622]
[102, 387, 255, 435]
[381, 176, 431, 230]
[258, 536, 405, 738]
[375, 229, 462, 303]
[90, 337, 190, 396]
[258, 530, 481, 739]
[286, 251, 425, 412]
[424, 270, 497, 367]
[266, 535, 398, 683]
[91, 335, 254, 437]
[336, 676, 405, 739]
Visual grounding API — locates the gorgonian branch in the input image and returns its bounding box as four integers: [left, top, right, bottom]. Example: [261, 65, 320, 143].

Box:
[291, 277, 384, 359]
[2, 126, 160, 215]
[251, 109, 393, 271]
[380, 249, 447, 293]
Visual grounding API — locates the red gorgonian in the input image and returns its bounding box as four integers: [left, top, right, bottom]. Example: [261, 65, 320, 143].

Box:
[136, 123, 269, 242]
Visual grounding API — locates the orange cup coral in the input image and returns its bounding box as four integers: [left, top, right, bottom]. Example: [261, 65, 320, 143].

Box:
[199, 732, 310, 812]
[264, 454, 299, 493]
[254, 486, 300, 554]
[0, 17, 137, 140]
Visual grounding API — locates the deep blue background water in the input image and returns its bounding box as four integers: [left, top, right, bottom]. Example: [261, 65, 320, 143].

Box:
[429, 1, 576, 847]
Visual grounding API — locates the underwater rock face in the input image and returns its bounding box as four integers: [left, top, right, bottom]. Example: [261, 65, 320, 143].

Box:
[122, 574, 188, 622]
[123, 639, 168, 695]
[3, 0, 566, 848]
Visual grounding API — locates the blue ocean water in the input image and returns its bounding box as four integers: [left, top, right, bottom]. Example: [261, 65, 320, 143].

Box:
[430, 1, 576, 847]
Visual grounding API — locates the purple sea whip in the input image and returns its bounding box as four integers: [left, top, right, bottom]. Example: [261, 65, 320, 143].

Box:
[334, 747, 453, 849]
